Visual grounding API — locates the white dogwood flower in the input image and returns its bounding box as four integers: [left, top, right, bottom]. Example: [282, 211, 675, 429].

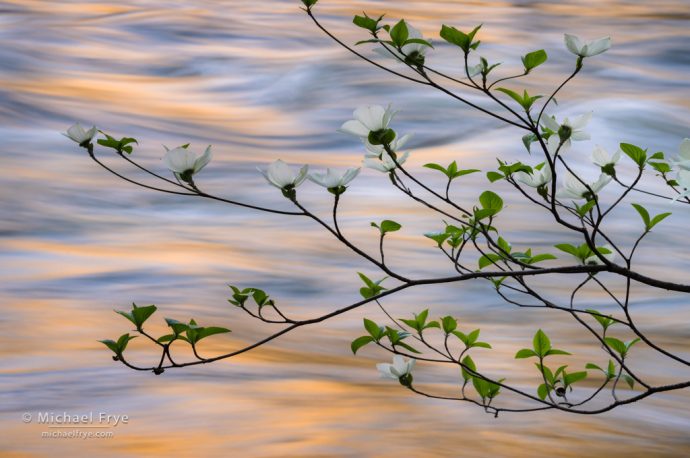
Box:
[584, 244, 616, 266]
[363, 151, 410, 173]
[365, 133, 413, 158]
[556, 172, 611, 200]
[564, 34, 611, 58]
[672, 169, 690, 203]
[541, 112, 592, 149]
[515, 163, 552, 188]
[377, 355, 415, 380]
[63, 123, 97, 145]
[671, 138, 690, 171]
[259, 159, 309, 190]
[339, 105, 397, 141]
[308, 167, 360, 191]
[591, 145, 622, 167]
[163, 145, 212, 178]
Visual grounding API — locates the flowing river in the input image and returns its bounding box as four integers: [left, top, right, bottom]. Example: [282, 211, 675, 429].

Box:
[1, 0, 689, 456]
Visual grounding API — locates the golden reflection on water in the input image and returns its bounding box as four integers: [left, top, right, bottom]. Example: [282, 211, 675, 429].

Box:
[1, 0, 689, 456]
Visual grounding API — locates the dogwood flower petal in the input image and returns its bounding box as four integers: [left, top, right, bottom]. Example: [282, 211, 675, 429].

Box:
[583, 37, 612, 57]
[308, 167, 360, 189]
[542, 115, 561, 133]
[556, 172, 611, 200]
[339, 105, 397, 140]
[515, 163, 552, 188]
[680, 139, 690, 160]
[377, 355, 415, 380]
[671, 138, 690, 171]
[672, 169, 690, 202]
[259, 160, 309, 189]
[163, 145, 212, 177]
[63, 123, 97, 145]
[569, 112, 592, 131]
[364, 151, 409, 173]
[193, 146, 213, 173]
[564, 34, 611, 57]
[354, 105, 388, 131]
[592, 145, 621, 167]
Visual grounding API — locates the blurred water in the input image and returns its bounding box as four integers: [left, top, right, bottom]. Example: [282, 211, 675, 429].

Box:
[1, 0, 689, 456]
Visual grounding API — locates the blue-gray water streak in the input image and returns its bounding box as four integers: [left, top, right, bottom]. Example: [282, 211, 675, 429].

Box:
[0, 0, 689, 456]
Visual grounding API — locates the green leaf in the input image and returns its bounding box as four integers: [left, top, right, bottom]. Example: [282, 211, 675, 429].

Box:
[630, 203, 670, 232]
[649, 212, 671, 230]
[527, 253, 557, 264]
[441, 316, 458, 334]
[194, 326, 231, 342]
[461, 355, 476, 382]
[157, 334, 176, 343]
[522, 49, 547, 72]
[350, 335, 374, 354]
[358, 272, 376, 289]
[575, 199, 597, 218]
[496, 88, 541, 111]
[532, 329, 551, 357]
[620, 143, 647, 168]
[623, 374, 635, 389]
[554, 243, 578, 258]
[522, 134, 538, 153]
[544, 349, 571, 356]
[416, 309, 429, 328]
[626, 338, 641, 351]
[604, 337, 627, 356]
[115, 310, 136, 326]
[586, 309, 614, 331]
[515, 348, 537, 359]
[389, 19, 409, 48]
[631, 203, 651, 229]
[396, 341, 422, 354]
[535, 363, 555, 384]
[440, 24, 482, 54]
[404, 38, 433, 48]
[165, 318, 190, 335]
[473, 376, 502, 401]
[649, 161, 671, 173]
[363, 318, 384, 340]
[564, 371, 587, 386]
[380, 220, 402, 234]
[585, 363, 603, 372]
[424, 231, 450, 246]
[478, 253, 502, 269]
[537, 383, 550, 400]
[358, 272, 386, 298]
[495, 87, 524, 105]
[486, 171, 504, 182]
[97, 133, 138, 155]
[471, 342, 492, 349]
[353, 13, 382, 32]
[99, 339, 120, 354]
[301, 0, 318, 8]
[130, 304, 157, 328]
[479, 190, 504, 212]
[116, 333, 136, 353]
[607, 360, 616, 379]
[423, 162, 448, 175]
[452, 330, 469, 345]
